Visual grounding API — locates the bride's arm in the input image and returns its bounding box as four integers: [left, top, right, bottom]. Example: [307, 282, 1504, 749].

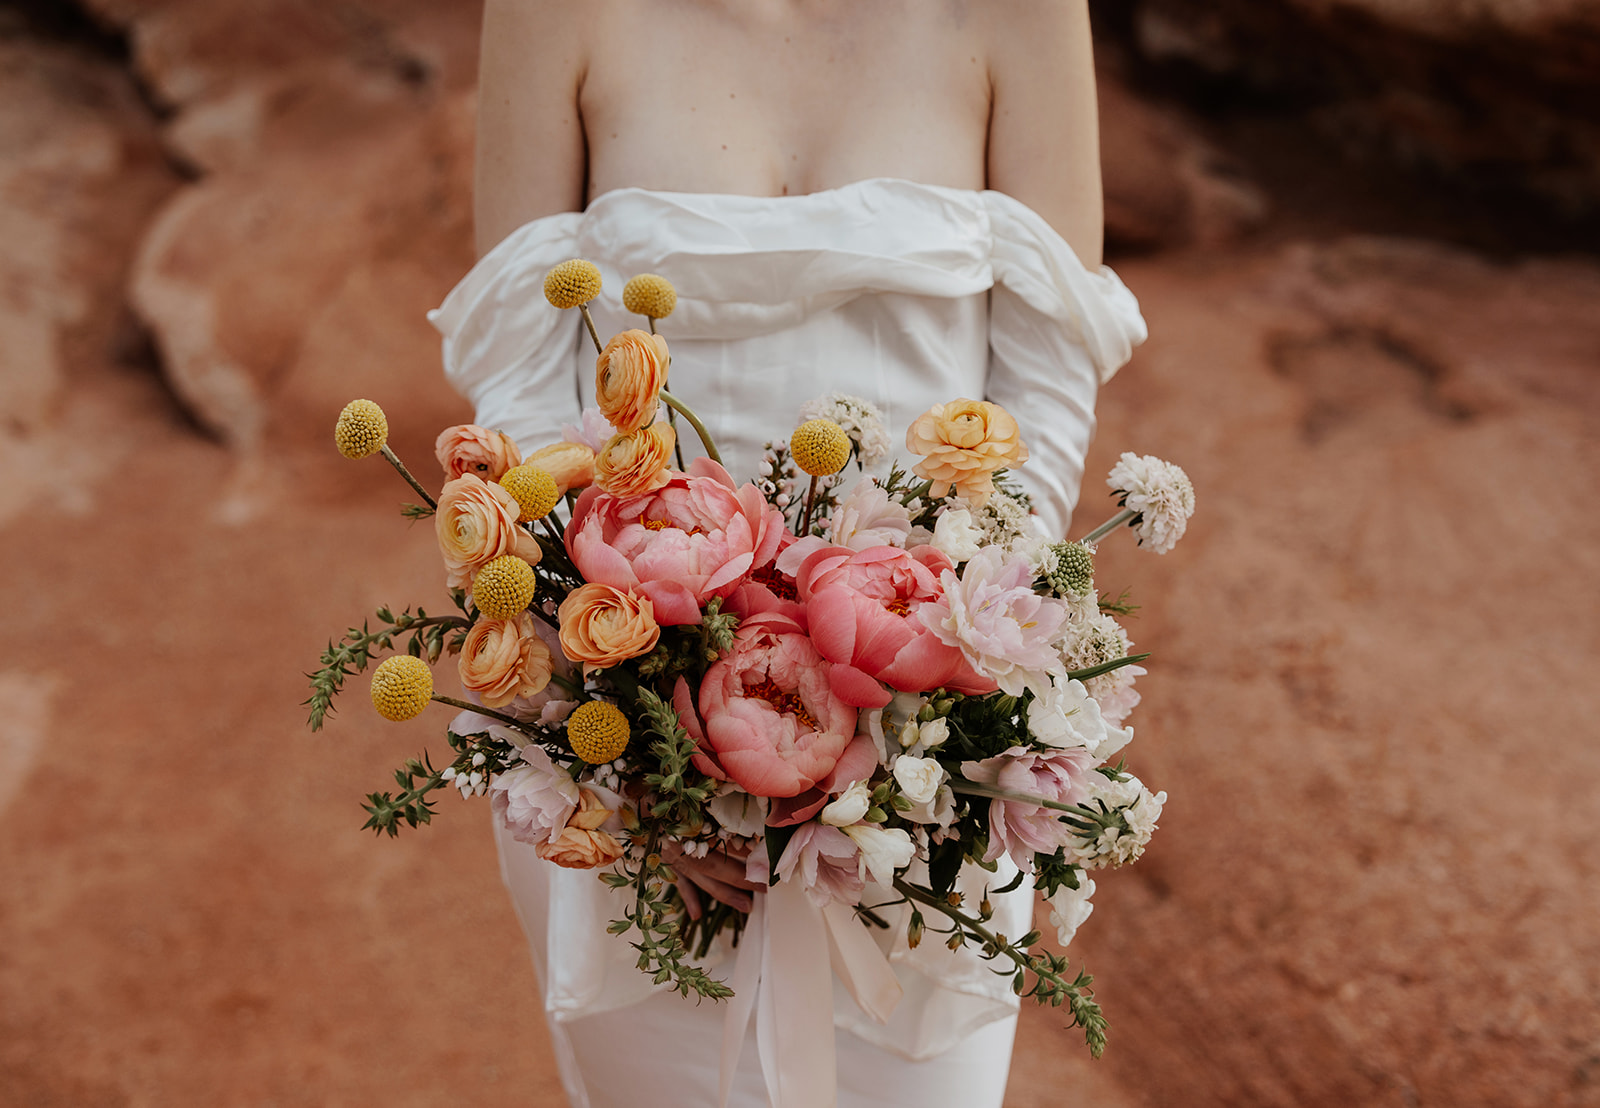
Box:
[985, 0, 1104, 267]
[474, 0, 589, 257]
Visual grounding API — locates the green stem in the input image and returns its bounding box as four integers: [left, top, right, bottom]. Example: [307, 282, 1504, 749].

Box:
[429, 695, 531, 731]
[1079, 507, 1137, 547]
[380, 444, 436, 509]
[949, 780, 1104, 824]
[892, 878, 1031, 974]
[658, 389, 721, 465]
[800, 474, 821, 535]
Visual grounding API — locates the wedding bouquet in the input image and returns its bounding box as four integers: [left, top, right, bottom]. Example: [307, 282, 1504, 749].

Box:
[306, 262, 1194, 1057]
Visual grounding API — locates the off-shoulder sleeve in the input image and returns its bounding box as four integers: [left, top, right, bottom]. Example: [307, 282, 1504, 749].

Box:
[427, 213, 587, 451]
[982, 192, 1148, 538]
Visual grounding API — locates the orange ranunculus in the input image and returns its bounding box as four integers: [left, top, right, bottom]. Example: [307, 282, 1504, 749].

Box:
[557, 582, 661, 672]
[435, 424, 522, 482]
[595, 422, 676, 498]
[904, 399, 1029, 506]
[595, 329, 670, 433]
[535, 789, 626, 869]
[526, 441, 596, 496]
[435, 474, 543, 590]
[457, 613, 554, 708]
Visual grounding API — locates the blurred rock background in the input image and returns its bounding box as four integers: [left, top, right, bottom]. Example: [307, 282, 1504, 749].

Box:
[1, 1, 1596, 1104]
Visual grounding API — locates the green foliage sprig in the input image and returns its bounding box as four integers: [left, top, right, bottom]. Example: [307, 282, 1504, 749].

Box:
[600, 829, 735, 1000]
[636, 687, 716, 833]
[305, 606, 470, 730]
[361, 729, 518, 836]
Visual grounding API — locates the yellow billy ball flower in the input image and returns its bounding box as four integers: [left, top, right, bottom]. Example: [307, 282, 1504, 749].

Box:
[370, 655, 433, 721]
[334, 398, 388, 459]
[544, 259, 602, 309]
[499, 465, 561, 521]
[622, 273, 677, 320]
[566, 700, 631, 764]
[471, 554, 538, 619]
[791, 419, 851, 476]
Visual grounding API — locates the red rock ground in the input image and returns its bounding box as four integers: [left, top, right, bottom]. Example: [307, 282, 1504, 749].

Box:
[3, 5, 1599, 1107]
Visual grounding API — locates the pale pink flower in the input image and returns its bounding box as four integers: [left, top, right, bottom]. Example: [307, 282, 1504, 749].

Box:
[826, 479, 913, 550]
[919, 547, 1070, 696]
[562, 407, 613, 453]
[960, 746, 1097, 868]
[490, 739, 581, 846]
[567, 457, 787, 626]
[775, 822, 865, 908]
[674, 612, 858, 798]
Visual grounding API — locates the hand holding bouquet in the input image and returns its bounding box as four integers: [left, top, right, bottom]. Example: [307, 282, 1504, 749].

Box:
[306, 263, 1195, 1057]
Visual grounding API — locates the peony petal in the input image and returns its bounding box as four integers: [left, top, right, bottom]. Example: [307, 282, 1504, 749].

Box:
[828, 663, 893, 709]
[637, 579, 704, 626]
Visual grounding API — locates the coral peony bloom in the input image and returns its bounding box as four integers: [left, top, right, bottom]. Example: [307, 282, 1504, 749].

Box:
[436, 424, 523, 483]
[595, 329, 671, 433]
[491, 738, 580, 846]
[960, 746, 1097, 867]
[536, 788, 626, 869]
[791, 543, 996, 709]
[595, 422, 676, 498]
[457, 613, 554, 708]
[436, 474, 543, 590]
[557, 583, 660, 672]
[919, 547, 1070, 697]
[678, 612, 857, 798]
[905, 399, 1028, 506]
[568, 457, 788, 626]
[526, 441, 595, 496]
[775, 822, 864, 908]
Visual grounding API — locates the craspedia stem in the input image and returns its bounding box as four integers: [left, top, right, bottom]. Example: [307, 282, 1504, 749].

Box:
[380, 444, 437, 509]
[658, 389, 721, 465]
[428, 695, 527, 729]
[800, 474, 821, 534]
[576, 304, 604, 356]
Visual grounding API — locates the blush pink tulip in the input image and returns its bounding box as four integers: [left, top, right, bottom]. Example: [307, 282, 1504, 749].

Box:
[566, 457, 787, 626]
[674, 612, 857, 798]
[790, 543, 997, 709]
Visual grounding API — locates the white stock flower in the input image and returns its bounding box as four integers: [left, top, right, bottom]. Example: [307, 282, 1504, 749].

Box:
[842, 823, 915, 887]
[708, 788, 769, 838]
[931, 508, 983, 563]
[828, 478, 913, 550]
[821, 779, 872, 826]
[798, 392, 892, 467]
[1046, 878, 1096, 947]
[1028, 677, 1134, 762]
[892, 755, 946, 805]
[1106, 453, 1195, 555]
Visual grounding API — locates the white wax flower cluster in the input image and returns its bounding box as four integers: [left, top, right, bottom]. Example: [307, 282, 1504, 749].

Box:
[798, 391, 892, 467]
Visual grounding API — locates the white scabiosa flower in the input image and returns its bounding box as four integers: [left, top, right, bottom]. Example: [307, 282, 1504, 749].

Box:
[1071, 773, 1166, 869]
[1106, 452, 1195, 554]
[1058, 611, 1146, 726]
[1045, 877, 1096, 947]
[798, 392, 892, 467]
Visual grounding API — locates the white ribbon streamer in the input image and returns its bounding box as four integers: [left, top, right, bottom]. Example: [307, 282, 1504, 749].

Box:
[718, 884, 905, 1107]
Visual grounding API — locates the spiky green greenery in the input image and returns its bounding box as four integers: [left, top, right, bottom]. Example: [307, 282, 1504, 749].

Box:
[361, 729, 518, 836]
[304, 605, 470, 730]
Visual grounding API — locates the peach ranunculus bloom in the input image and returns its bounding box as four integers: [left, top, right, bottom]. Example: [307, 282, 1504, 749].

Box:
[526, 441, 596, 496]
[595, 329, 670, 433]
[904, 399, 1028, 507]
[673, 611, 858, 798]
[566, 456, 788, 626]
[457, 612, 554, 708]
[595, 422, 676, 498]
[557, 582, 661, 672]
[435, 475, 543, 590]
[435, 424, 522, 482]
[536, 789, 626, 869]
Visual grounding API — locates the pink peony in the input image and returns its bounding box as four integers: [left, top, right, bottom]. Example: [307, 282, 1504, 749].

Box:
[566, 457, 788, 626]
[960, 746, 1097, 867]
[775, 822, 865, 908]
[766, 733, 879, 827]
[674, 612, 857, 798]
[789, 543, 996, 709]
[919, 547, 1071, 696]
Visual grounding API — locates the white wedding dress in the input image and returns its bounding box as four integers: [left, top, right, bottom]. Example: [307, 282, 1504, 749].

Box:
[431, 177, 1146, 1108]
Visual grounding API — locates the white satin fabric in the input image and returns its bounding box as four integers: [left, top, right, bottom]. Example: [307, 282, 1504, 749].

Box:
[436, 178, 1147, 1106]
[430, 177, 1146, 538]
